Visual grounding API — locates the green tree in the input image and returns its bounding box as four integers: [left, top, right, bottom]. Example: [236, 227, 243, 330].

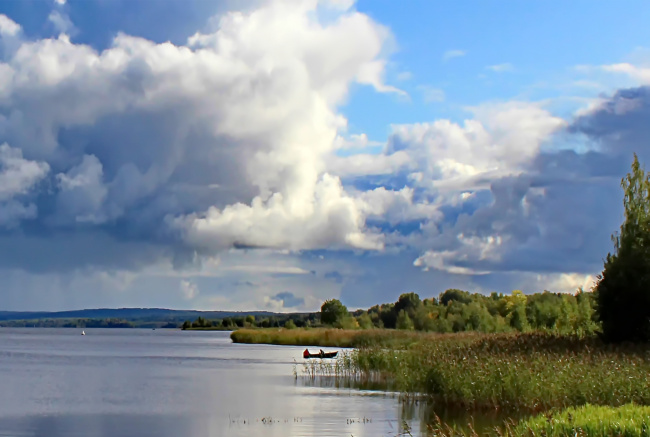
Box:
[439, 289, 472, 306]
[221, 318, 234, 329]
[396, 310, 414, 330]
[337, 316, 359, 329]
[378, 303, 397, 329]
[394, 292, 422, 318]
[575, 289, 598, 336]
[320, 299, 349, 326]
[356, 313, 374, 329]
[181, 320, 191, 330]
[509, 304, 530, 332]
[284, 319, 296, 329]
[192, 316, 207, 328]
[596, 154, 650, 342]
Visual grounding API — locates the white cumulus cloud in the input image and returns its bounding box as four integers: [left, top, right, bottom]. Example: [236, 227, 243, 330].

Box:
[0, 15, 21, 37]
[0, 0, 405, 269]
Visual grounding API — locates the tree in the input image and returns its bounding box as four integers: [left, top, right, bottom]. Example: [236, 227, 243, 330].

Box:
[356, 313, 374, 329]
[320, 299, 349, 326]
[505, 290, 530, 332]
[396, 310, 414, 330]
[221, 318, 234, 329]
[509, 304, 530, 332]
[394, 292, 422, 318]
[439, 289, 472, 306]
[192, 316, 207, 328]
[284, 319, 296, 329]
[595, 154, 650, 342]
[378, 303, 397, 329]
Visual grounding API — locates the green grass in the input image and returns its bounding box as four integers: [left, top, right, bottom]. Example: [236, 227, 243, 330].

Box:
[232, 328, 650, 413]
[335, 332, 650, 412]
[506, 404, 650, 436]
[230, 327, 428, 347]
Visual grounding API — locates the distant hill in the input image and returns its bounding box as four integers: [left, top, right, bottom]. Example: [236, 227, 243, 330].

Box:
[0, 308, 280, 323]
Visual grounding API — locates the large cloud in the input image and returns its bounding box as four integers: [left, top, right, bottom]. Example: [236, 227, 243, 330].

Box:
[328, 89, 648, 284]
[1, 2, 649, 311]
[0, 1, 401, 273]
[0, 143, 49, 227]
[401, 88, 650, 280]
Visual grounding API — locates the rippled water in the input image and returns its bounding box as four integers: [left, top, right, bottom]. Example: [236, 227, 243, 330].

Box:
[0, 328, 428, 436]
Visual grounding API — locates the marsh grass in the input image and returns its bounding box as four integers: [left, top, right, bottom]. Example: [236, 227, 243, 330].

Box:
[230, 327, 432, 347]
[335, 332, 650, 412]
[235, 328, 650, 420]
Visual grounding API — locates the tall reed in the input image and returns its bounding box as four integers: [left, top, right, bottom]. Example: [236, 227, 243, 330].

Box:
[230, 327, 431, 347]
[335, 332, 650, 412]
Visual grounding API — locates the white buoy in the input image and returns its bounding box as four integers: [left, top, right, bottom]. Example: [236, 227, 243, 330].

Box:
[81, 330, 85, 335]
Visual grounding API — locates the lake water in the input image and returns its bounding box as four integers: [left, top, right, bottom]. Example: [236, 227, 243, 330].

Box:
[0, 328, 432, 437]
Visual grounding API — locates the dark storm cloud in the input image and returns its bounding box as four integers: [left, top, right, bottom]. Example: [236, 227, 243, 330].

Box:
[571, 86, 650, 162]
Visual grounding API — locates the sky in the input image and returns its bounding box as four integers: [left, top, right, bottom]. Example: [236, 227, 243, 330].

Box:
[0, 0, 649, 312]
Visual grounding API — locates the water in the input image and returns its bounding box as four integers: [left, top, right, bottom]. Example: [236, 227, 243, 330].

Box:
[0, 328, 427, 437]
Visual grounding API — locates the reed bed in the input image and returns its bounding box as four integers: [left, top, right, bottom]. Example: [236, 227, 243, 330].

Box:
[230, 327, 432, 347]
[331, 332, 650, 412]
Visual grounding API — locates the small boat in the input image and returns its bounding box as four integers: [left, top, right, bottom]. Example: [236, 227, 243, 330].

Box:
[81, 330, 85, 336]
[303, 349, 338, 359]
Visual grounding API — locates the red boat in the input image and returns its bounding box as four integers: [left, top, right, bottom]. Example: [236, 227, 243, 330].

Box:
[303, 349, 338, 359]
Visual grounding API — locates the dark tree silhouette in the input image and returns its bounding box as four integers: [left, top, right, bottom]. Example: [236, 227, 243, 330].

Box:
[596, 154, 650, 342]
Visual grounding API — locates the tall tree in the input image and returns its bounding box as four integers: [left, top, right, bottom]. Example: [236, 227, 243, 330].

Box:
[320, 299, 349, 326]
[595, 154, 650, 342]
[394, 292, 422, 318]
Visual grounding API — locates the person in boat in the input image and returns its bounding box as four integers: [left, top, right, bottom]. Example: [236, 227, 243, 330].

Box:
[319, 349, 324, 358]
[303, 348, 309, 359]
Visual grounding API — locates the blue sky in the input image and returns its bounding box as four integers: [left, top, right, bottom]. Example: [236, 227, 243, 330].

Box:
[0, 0, 648, 312]
[347, 0, 650, 138]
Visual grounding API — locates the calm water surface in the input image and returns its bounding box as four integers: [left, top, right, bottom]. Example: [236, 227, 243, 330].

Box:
[0, 328, 428, 437]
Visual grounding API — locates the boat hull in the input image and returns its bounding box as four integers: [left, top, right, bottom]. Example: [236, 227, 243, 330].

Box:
[304, 351, 338, 359]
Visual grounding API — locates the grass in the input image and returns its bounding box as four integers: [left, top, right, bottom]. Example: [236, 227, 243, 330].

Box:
[330, 332, 650, 412]
[423, 404, 650, 436]
[230, 327, 427, 347]
[504, 403, 650, 437]
[233, 328, 650, 415]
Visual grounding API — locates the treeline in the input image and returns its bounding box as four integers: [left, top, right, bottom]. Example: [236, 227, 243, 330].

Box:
[324, 289, 598, 335]
[0, 318, 179, 328]
[181, 313, 317, 330]
[184, 288, 598, 336]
